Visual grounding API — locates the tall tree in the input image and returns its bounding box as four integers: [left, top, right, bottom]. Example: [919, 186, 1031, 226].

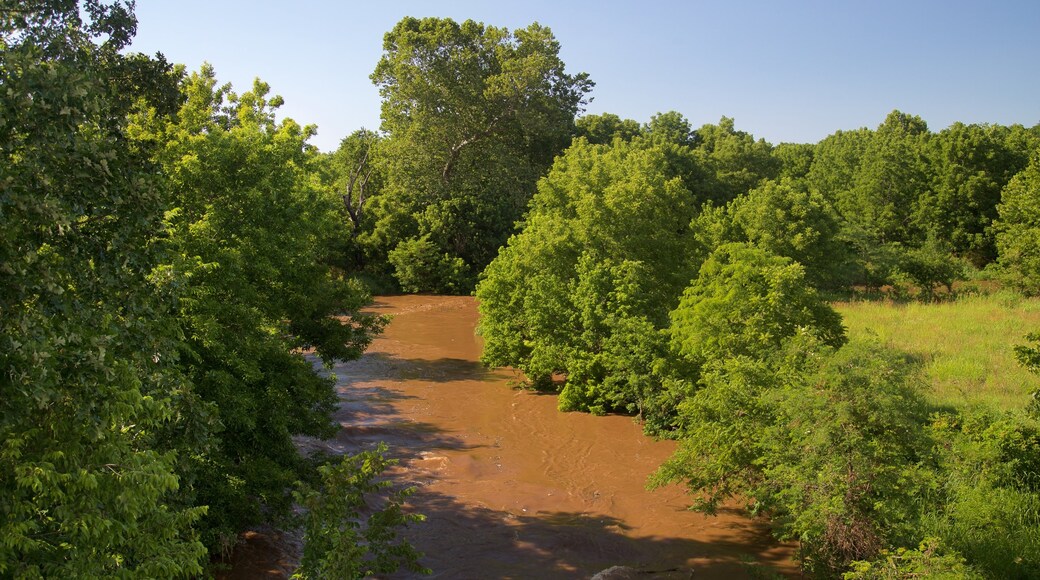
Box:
[135, 66, 384, 551]
[995, 152, 1040, 295]
[0, 1, 206, 575]
[574, 112, 643, 145]
[691, 116, 780, 204]
[371, 17, 592, 291]
[806, 127, 872, 205]
[772, 141, 815, 181]
[728, 179, 851, 289]
[478, 138, 703, 423]
[916, 123, 1024, 265]
[318, 128, 386, 273]
[843, 110, 930, 246]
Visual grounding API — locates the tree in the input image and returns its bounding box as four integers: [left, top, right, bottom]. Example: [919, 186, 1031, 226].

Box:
[842, 111, 930, 246]
[0, 1, 207, 575]
[995, 153, 1040, 295]
[137, 66, 384, 551]
[477, 138, 702, 423]
[668, 243, 846, 367]
[773, 142, 815, 181]
[645, 110, 696, 147]
[915, 123, 1024, 266]
[806, 127, 872, 206]
[653, 338, 934, 576]
[319, 129, 384, 265]
[293, 445, 428, 579]
[371, 17, 593, 291]
[691, 116, 780, 204]
[575, 112, 642, 145]
[728, 179, 852, 290]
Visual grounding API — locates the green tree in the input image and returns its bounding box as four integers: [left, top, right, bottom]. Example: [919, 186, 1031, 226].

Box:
[477, 138, 702, 423]
[692, 116, 780, 204]
[0, 1, 206, 575]
[645, 110, 696, 147]
[916, 123, 1024, 266]
[806, 127, 872, 206]
[137, 66, 384, 551]
[842, 111, 930, 246]
[773, 142, 815, 181]
[318, 129, 385, 274]
[293, 445, 428, 579]
[995, 153, 1040, 295]
[575, 112, 643, 145]
[728, 179, 851, 289]
[654, 338, 934, 576]
[371, 17, 593, 291]
[668, 243, 846, 367]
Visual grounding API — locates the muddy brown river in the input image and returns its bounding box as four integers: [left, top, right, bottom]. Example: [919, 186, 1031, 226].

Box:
[224, 295, 796, 578]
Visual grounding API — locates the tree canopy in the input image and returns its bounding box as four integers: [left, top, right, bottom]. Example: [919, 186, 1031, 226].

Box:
[370, 17, 593, 292]
[1, 2, 205, 574]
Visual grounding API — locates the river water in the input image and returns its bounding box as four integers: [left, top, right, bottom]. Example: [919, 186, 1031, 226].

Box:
[224, 295, 795, 578]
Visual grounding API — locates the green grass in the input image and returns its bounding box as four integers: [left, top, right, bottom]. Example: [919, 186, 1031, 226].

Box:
[835, 291, 1040, 411]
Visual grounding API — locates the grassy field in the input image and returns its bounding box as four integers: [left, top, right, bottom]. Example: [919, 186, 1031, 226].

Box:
[835, 290, 1040, 411]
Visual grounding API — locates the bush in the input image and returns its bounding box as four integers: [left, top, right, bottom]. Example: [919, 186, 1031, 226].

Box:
[653, 338, 936, 576]
[293, 445, 428, 579]
[844, 537, 982, 579]
[924, 409, 1040, 577]
[388, 235, 472, 294]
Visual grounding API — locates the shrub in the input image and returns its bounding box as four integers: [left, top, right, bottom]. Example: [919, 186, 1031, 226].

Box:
[293, 445, 428, 579]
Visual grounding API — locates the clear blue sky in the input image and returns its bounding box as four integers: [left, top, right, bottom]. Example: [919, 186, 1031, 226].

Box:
[128, 0, 1040, 152]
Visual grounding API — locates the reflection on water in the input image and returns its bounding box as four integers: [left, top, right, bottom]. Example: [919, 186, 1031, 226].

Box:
[223, 295, 795, 579]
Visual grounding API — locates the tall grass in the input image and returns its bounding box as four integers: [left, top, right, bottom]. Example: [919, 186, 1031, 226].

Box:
[835, 291, 1040, 410]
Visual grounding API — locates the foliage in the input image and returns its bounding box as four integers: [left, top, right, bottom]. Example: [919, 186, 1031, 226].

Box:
[645, 111, 696, 147]
[136, 66, 385, 552]
[0, 1, 208, 575]
[773, 142, 815, 180]
[1016, 332, 1040, 418]
[371, 17, 592, 292]
[691, 116, 780, 204]
[995, 153, 1040, 295]
[840, 111, 929, 247]
[923, 409, 1040, 578]
[653, 338, 935, 576]
[728, 179, 851, 290]
[317, 129, 386, 276]
[916, 123, 1025, 265]
[293, 445, 428, 579]
[388, 235, 472, 294]
[575, 113, 642, 145]
[843, 537, 982, 579]
[668, 243, 846, 366]
[477, 137, 703, 423]
[806, 128, 871, 207]
[891, 240, 966, 298]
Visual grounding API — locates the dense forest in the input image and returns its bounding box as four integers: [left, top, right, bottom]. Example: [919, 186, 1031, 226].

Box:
[3, 2, 1040, 578]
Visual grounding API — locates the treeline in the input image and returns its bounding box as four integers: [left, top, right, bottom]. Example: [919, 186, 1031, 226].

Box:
[1, 3, 422, 577]
[333, 49, 1040, 300]
[473, 71, 1040, 580]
